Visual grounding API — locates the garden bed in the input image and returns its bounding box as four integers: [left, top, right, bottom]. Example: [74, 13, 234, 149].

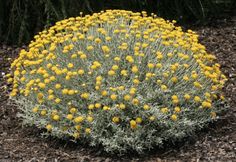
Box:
[0, 18, 235, 161]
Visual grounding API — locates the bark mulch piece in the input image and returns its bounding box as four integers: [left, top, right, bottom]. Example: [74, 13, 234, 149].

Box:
[0, 18, 235, 161]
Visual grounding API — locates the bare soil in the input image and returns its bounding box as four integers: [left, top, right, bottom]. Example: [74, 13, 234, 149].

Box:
[0, 18, 235, 161]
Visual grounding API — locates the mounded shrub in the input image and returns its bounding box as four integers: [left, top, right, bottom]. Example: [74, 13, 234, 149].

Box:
[7, 10, 227, 154]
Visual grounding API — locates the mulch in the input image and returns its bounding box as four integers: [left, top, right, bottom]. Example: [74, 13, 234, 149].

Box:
[0, 18, 235, 161]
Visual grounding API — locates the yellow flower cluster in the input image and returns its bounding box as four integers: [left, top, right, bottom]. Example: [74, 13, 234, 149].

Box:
[7, 10, 227, 152]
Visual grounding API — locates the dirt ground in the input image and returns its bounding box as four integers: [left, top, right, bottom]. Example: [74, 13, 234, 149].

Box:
[0, 18, 236, 161]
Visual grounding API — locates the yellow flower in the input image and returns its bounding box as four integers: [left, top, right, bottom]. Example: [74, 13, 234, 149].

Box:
[130, 120, 137, 129]
[161, 107, 169, 113]
[118, 86, 125, 90]
[211, 85, 218, 91]
[48, 95, 54, 100]
[103, 105, 110, 111]
[32, 107, 39, 113]
[37, 93, 44, 100]
[38, 82, 46, 89]
[156, 63, 162, 68]
[52, 114, 60, 121]
[135, 117, 142, 124]
[74, 116, 84, 123]
[114, 57, 120, 61]
[194, 81, 202, 88]
[49, 76, 56, 81]
[67, 63, 74, 68]
[87, 45, 94, 51]
[102, 46, 110, 53]
[131, 66, 138, 73]
[167, 53, 173, 58]
[95, 103, 101, 108]
[88, 104, 94, 109]
[194, 96, 201, 102]
[46, 124, 52, 131]
[55, 98, 61, 103]
[171, 77, 178, 83]
[163, 72, 169, 78]
[171, 95, 178, 100]
[220, 95, 225, 100]
[20, 77, 26, 82]
[81, 93, 89, 99]
[147, 63, 155, 69]
[95, 38, 101, 43]
[161, 85, 168, 91]
[133, 79, 140, 84]
[121, 70, 128, 76]
[70, 108, 77, 114]
[101, 90, 108, 96]
[112, 116, 120, 123]
[62, 89, 69, 95]
[205, 92, 211, 98]
[80, 54, 87, 59]
[119, 103, 126, 109]
[124, 94, 131, 101]
[156, 52, 163, 60]
[174, 106, 181, 113]
[73, 132, 80, 138]
[78, 69, 85, 75]
[85, 128, 91, 134]
[65, 75, 71, 80]
[132, 98, 139, 105]
[172, 99, 179, 104]
[183, 75, 189, 81]
[143, 104, 150, 110]
[202, 101, 212, 108]
[108, 70, 115, 76]
[96, 76, 102, 81]
[129, 88, 136, 95]
[71, 54, 77, 58]
[110, 94, 117, 100]
[149, 116, 155, 121]
[68, 90, 75, 95]
[142, 43, 148, 48]
[75, 125, 81, 131]
[40, 110, 47, 116]
[105, 36, 111, 41]
[126, 55, 134, 63]
[66, 114, 73, 120]
[146, 73, 153, 78]
[171, 114, 177, 121]
[210, 112, 216, 119]
[87, 116, 94, 122]
[156, 79, 162, 84]
[191, 73, 198, 79]
[184, 94, 191, 100]
[112, 65, 119, 70]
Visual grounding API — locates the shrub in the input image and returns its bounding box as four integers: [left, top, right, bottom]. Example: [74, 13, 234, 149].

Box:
[8, 10, 227, 154]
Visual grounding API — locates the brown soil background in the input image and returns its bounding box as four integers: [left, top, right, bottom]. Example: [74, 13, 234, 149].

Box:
[0, 19, 235, 161]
